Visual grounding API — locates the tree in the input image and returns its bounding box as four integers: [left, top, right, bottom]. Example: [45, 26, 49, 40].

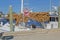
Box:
[0, 12, 3, 18]
[58, 6, 60, 28]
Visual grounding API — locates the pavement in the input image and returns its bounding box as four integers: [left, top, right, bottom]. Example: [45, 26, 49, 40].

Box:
[12, 31, 60, 40]
[1, 28, 60, 40]
[0, 29, 60, 40]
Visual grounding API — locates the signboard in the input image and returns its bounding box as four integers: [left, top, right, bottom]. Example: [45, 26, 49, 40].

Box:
[23, 8, 29, 17]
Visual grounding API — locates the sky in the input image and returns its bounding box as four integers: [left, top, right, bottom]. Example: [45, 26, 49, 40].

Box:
[0, 0, 59, 14]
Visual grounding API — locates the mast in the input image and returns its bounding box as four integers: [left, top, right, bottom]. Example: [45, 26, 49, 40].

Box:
[21, 0, 23, 13]
[21, 0, 25, 27]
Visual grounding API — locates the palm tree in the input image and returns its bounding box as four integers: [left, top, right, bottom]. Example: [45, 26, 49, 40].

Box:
[58, 6, 60, 28]
[0, 12, 3, 18]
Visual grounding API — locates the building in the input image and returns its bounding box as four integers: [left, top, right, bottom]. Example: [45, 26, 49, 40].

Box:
[46, 12, 58, 29]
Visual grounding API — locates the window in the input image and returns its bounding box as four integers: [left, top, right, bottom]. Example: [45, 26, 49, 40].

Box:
[50, 17, 55, 21]
[56, 17, 58, 21]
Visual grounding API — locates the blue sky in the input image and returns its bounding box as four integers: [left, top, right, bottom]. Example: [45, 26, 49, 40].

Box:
[0, 0, 59, 14]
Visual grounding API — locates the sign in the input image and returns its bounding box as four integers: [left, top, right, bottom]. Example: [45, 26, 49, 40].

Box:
[23, 8, 29, 17]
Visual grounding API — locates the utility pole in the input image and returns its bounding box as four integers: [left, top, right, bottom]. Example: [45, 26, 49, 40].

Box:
[9, 5, 13, 32]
